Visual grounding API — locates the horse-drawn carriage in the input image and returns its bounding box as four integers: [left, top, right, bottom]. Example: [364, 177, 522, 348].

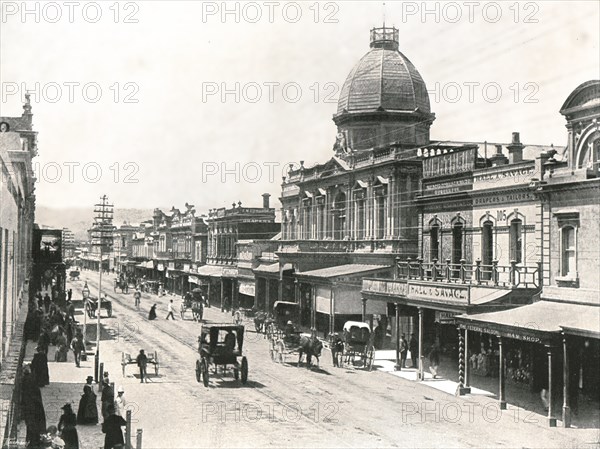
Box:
[85, 296, 113, 318]
[330, 321, 374, 370]
[114, 276, 129, 294]
[195, 324, 248, 387]
[181, 289, 204, 321]
[68, 270, 80, 281]
[268, 301, 323, 367]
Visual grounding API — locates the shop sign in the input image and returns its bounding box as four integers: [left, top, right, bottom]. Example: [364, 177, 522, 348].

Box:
[423, 178, 472, 196]
[183, 264, 190, 272]
[223, 267, 238, 277]
[157, 263, 164, 271]
[435, 311, 459, 323]
[408, 283, 468, 302]
[463, 324, 543, 343]
[362, 279, 407, 297]
[168, 262, 175, 270]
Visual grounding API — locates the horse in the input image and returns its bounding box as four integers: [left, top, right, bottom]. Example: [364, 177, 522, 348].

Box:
[298, 335, 323, 368]
[191, 301, 204, 322]
[253, 311, 269, 334]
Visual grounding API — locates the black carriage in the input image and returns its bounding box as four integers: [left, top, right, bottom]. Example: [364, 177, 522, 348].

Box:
[195, 324, 248, 387]
[68, 270, 80, 281]
[266, 301, 299, 340]
[85, 296, 113, 318]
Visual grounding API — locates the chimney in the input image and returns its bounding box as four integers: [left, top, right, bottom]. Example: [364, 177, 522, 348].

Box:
[262, 193, 271, 209]
[489, 144, 508, 166]
[507, 132, 524, 164]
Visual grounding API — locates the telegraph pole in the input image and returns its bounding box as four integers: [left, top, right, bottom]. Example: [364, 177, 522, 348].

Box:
[91, 195, 114, 383]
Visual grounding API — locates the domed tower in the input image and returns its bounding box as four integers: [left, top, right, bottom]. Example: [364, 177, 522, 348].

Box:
[334, 26, 435, 152]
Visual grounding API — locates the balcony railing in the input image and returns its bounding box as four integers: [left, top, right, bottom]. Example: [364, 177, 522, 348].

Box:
[396, 258, 541, 289]
[206, 256, 238, 265]
[278, 239, 401, 253]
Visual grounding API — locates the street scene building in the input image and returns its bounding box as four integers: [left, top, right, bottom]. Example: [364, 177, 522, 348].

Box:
[1, 6, 599, 449]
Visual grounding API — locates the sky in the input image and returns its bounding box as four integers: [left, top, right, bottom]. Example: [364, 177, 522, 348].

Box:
[1, 1, 599, 212]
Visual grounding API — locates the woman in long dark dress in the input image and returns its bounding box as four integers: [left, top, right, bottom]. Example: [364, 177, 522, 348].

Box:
[31, 346, 50, 386]
[148, 304, 157, 320]
[103, 404, 127, 449]
[21, 366, 46, 447]
[58, 403, 79, 449]
[77, 385, 99, 424]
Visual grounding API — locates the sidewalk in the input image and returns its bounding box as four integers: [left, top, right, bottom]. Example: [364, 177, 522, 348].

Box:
[371, 350, 600, 433]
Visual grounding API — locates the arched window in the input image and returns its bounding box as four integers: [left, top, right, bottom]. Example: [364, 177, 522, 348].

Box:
[430, 223, 440, 262]
[481, 221, 494, 280]
[561, 226, 576, 277]
[509, 219, 523, 264]
[452, 222, 464, 277]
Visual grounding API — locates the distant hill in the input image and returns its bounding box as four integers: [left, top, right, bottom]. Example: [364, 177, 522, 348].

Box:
[35, 206, 156, 241]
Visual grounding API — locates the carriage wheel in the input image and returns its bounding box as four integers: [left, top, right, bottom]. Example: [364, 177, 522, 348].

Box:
[201, 358, 209, 387]
[180, 306, 185, 320]
[154, 352, 159, 376]
[366, 347, 375, 372]
[233, 367, 239, 380]
[195, 360, 201, 383]
[277, 341, 285, 364]
[335, 351, 343, 368]
[241, 357, 248, 384]
[121, 353, 126, 376]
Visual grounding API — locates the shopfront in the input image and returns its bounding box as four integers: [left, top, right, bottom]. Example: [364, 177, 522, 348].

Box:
[455, 300, 600, 427]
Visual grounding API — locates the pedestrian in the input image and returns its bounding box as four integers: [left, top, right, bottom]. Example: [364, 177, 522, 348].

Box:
[399, 334, 408, 369]
[148, 304, 157, 320]
[134, 288, 141, 309]
[31, 346, 50, 387]
[66, 299, 76, 322]
[409, 333, 419, 369]
[136, 349, 148, 383]
[67, 288, 73, 301]
[38, 327, 51, 355]
[58, 403, 79, 449]
[428, 343, 441, 379]
[44, 293, 51, 313]
[166, 300, 175, 320]
[21, 365, 46, 447]
[55, 330, 69, 362]
[70, 333, 85, 368]
[114, 387, 126, 417]
[100, 376, 114, 420]
[77, 384, 99, 425]
[85, 375, 94, 386]
[102, 404, 126, 449]
[42, 425, 65, 448]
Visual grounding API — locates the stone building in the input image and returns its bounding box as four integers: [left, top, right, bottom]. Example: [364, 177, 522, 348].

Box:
[0, 95, 37, 442]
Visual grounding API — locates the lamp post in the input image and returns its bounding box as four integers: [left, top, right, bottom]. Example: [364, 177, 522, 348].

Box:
[82, 281, 90, 345]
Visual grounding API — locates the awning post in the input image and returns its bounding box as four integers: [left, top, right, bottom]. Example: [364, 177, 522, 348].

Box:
[547, 345, 557, 427]
[562, 332, 571, 428]
[394, 304, 401, 371]
[498, 336, 506, 409]
[417, 307, 424, 380]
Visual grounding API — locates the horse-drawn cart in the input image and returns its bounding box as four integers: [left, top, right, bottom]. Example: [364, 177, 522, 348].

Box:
[85, 296, 113, 318]
[69, 270, 80, 281]
[195, 324, 248, 387]
[330, 321, 374, 370]
[181, 289, 204, 321]
[268, 301, 322, 367]
[121, 351, 159, 377]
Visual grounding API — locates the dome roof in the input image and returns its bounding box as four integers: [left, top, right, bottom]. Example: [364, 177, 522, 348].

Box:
[337, 28, 431, 116]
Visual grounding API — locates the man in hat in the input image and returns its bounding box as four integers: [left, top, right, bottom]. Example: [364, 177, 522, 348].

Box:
[86, 375, 94, 386]
[71, 332, 85, 367]
[21, 365, 46, 446]
[101, 373, 114, 420]
[114, 387, 126, 417]
[136, 349, 148, 383]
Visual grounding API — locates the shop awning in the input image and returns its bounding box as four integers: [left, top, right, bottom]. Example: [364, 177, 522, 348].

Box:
[296, 264, 390, 280]
[253, 263, 293, 274]
[196, 265, 224, 278]
[239, 280, 255, 297]
[456, 301, 600, 344]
